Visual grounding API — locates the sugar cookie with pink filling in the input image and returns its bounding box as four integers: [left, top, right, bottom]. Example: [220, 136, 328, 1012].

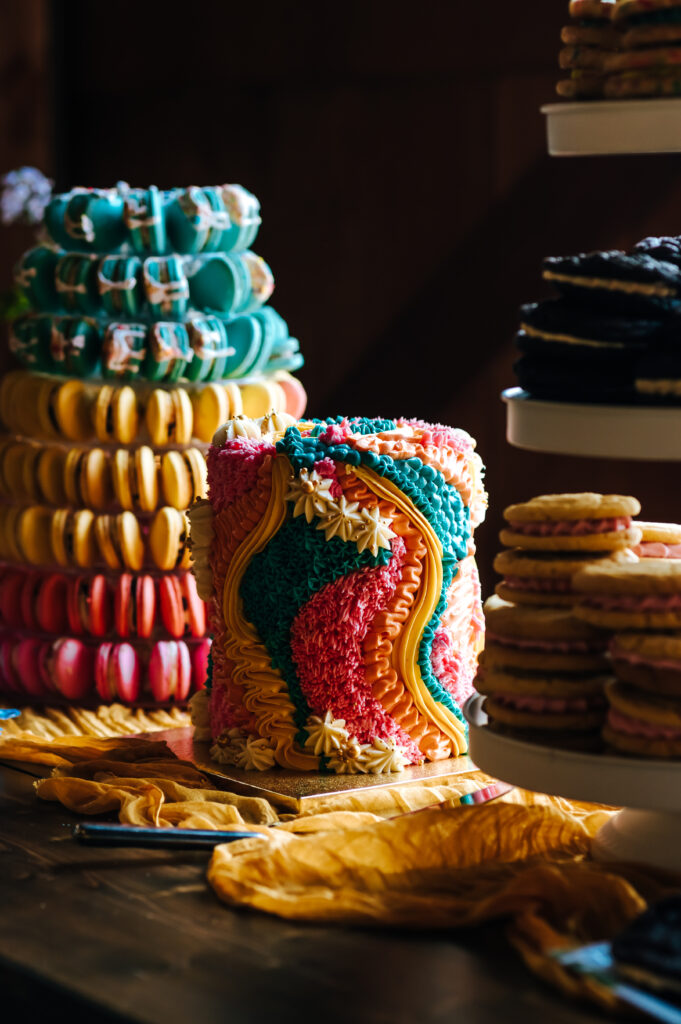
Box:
[574, 561, 681, 629]
[494, 547, 636, 608]
[632, 521, 681, 560]
[610, 632, 681, 698]
[604, 680, 681, 758]
[500, 493, 641, 552]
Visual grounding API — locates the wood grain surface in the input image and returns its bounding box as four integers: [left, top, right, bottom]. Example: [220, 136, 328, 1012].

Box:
[0, 764, 611, 1024]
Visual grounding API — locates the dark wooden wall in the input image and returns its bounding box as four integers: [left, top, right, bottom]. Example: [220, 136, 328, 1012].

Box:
[4, 0, 681, 594]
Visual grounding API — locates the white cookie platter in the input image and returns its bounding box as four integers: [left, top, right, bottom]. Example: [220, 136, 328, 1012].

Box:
[465, 694, 681, 871]
[503, 387, 681, 461]
[543, 98, 681, 157]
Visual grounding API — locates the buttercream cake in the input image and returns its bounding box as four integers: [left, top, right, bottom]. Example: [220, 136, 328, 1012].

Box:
[189, 415, 487, 773]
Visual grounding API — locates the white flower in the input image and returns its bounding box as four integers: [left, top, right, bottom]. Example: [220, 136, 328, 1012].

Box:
[316, 495, 363, 543]
[357, 738, 408, 774]
[236, 737, 276, 771]
[356, 505, 395, 557]
[286, 468, 336, 524]
[303, 710, 351, 756]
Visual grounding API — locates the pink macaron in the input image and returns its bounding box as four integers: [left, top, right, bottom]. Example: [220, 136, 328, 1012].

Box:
[67, 575, 111, 637]
[0, 638, 20, 694]
[278, 375, 307, 419]
[37, 573, 70, 633]
[149, 639, 191, 702]
[114, 574, 156, 639]
[49, 638, 95, 700]
[3, 571, 29, 629]
[158, 576, 184, 638]
[95, 642, 141, 703]
[14, 638, 52, 698]
[190, 638, 211, 690]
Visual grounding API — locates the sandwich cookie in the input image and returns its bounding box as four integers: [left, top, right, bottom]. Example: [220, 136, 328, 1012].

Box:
[604, 679, 681, 757]
[542, 251, 681, 316]
[112, 447, 158, 512]
[114, 573, 156, 639]
[48, 638, 96, 701]
[51, 509, 97, 568]
[160, 449, 207, 509]
[95, 642, 141, 704]
[481, 594, 610, 674]
[186, 252, 252, 315]
[94, 512, 145, 571]
[146, 388, 193, 447]
[493, 547, 636, 607]
[49, 379, 92, 442]
[574, 560, 681, 629]
[517, 300, 663, 362]
[149, 639, 192, 702]
[94, 384, 138, 445]
[631, 521, 681, 559]
[77, 448, 113, 510]
[66, 574, 111, 637]
[158, 573, 207, 638]
[149, 508, 192, 571]
[500, 493, 641, 552]
[610, 632, 681, 697]
[165, 186, 230, 255]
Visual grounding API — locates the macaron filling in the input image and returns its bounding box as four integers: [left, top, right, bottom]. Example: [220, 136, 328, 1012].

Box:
[633, 541, 681, 558]
[581, 593, 681, 611]
[610, 641, 681, 673]
[507, 516, 631, 536]
[502, 575, 573, 593]
[607, 707, 681, 741]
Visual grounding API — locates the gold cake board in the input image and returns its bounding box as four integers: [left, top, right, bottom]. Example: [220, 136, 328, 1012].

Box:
[150, 727, 476, 812]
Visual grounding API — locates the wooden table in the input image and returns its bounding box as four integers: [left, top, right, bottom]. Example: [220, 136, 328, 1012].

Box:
[0, 763, 610, 1024]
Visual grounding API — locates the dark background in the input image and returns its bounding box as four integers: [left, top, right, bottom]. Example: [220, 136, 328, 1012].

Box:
[3, 0, 681, 594]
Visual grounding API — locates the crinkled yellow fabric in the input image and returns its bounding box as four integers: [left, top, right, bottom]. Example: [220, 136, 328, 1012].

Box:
[1, 702, 190, 740]
[0, 728, 678, 1012]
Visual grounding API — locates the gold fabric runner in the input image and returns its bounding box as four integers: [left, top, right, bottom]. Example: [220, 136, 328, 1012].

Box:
[1, 707, 679, 1012]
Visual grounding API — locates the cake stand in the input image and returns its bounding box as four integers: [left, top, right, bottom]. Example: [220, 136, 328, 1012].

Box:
[503, 387, 681, 460]
[465, 695, 681, 871]
[543, 98, 681, 156]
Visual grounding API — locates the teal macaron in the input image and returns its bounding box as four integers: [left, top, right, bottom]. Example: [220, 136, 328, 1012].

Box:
[238, 252, 275, 314]
[166, 187, 228, 255]
[61, 189, 127, 252]
[186, 252, 251, 315]
[54, 253, 100, 315]
[185, 315, 233, 382]
[98, 255, 143, 317]
[267, 335, 304, 372]
[49, 316, 101, 377]
[9, 315, 53, 371]
[102, 323, 148, 379]
[142, 255, 189, 319]
[221, 314, 263, 379]
[123, 186, 166, 254]
[14, 246, 60, 311]
[219, 185, 261, 252]
[144, 322, 191, 382]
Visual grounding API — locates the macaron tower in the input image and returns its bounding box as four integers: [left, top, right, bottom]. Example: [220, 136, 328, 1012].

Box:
[0, 182, 307, 706]
[475, 492, 641, 750]
[189, 416, 487, 772]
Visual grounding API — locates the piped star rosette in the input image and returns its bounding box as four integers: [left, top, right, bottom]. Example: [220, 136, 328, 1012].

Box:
[189, 415, 487, 773]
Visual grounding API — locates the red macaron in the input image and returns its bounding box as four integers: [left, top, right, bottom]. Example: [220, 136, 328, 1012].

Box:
[149, 639, 191, 702]
[114, 574, 156, 639]
[0, 638, 20, 694]
[159, 573, 207, 638]
[37, 573, 70, 633]
[20, 571, 42, 631]
[95, 642, 141, 703]
[49, 638, 95, 700]
[2, 570, 29, 629]
[190, 638, 211, 690]
[67, 575, 111, 636]
[13, 638, 51, 698]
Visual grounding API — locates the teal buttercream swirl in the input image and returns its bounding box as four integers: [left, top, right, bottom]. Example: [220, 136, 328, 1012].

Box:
[311, 416, 398, 435]
[240, 514, 388, 741]
[276, 426, 471, 728]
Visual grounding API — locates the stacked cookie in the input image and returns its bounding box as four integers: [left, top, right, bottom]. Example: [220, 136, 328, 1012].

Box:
[476, 492, 641, 749]
[514, 239, 681, 403]
[574, 559, 681, 756]
[607, 0, 681, 98]
[558, 1, 619, 99]
[0, 183, 307, 707]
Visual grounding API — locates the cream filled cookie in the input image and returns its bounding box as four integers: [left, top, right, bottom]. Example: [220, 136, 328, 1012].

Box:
[604, 680, 681, 757]
[574, 560, 681, 629]
[610, 632, 681, 696]
[632, 521, 681, 559]
[493, 547, 636, 607]
[500, 492, 641, 552]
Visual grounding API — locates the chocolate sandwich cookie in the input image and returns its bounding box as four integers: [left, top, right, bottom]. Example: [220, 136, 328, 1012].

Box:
[574, 560, 681, 629]
[634, 348, 681, 400]
[519, 300, 664, 354]
[557, 1, 616, 98]
[542, 251, 681, 315]
[557, 70, 610, 99]
[494, 548, 635, 607]
[514, 351, 636, 402]
[604, 679, 681, 756]
[617, 1, 681, 49]
[613, 896, 681, 997]
[605, 68, 681, 97]
[635, 235, 681, 267]
[500, 493, 641, 552]
[610, 632, 681, 696]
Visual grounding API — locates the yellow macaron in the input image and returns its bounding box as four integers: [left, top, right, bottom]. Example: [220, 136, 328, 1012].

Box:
[80, 448, 113, 510]
[191, 383, 228, 443]
[240, 380, 286, 418]
[51, 508, 96, 568]
[161, 449, 207, 509]
[52, 380, 92, 442]
[149, 507, 190, 570]
[146, 388, 193, 447]
[36, 446, 68, 506]
[18, 505, 53, 565]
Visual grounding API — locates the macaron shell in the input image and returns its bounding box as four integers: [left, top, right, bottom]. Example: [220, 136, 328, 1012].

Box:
[95, 642, 116, 701]
[14, 639, 50, 698]
[135, 446, 159, 511]
[171, 389, 192, 444]
[3, 505, 24, 562]
[37, 447, 67, 505]
[149, 639, 191, 702]
[111, 643, 141, 703]
[95, 514, 122, 569]
[192, 384, 228, 443]
[53, 380, 91, 442]
[51, 638, 95, 700]
[94, 384, 116, 442]
[2, 570, 28, 628]
[159, 575, 184, 638]
[185, 448, 207, 503]
[135, 574, 156, 638]
[82, 448, 113, 509]
[72, 509, 97, 568]
[182, 572, 206, 637]
[0, 639, 20, 694]
[161, 450, 192, 509]
[19, 571, 41, 630]
[241, 380, 286, 418]
[89, 574, 111, 636]
[118, 511, 144, 570]
[36, 572, 69, 632]
[150, 507, 183, 571]
[191, 638, 211, 690]
[146, 388, 172, 446]
[20, 445, 42, 502]
[19, 506, 53, 565]
[113, 386, 139, 445]
[112, 449, 134, 509]
[275, 372, 307, 419]
[114, 574, 133, 637]
[63, 449, 83, 505]
[223, 381, 243, 417]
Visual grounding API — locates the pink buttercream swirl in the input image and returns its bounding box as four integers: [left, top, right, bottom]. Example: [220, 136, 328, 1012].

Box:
[633, 541, 681, 560]
[503, 575, 572, 593]
[607, 707, 681, 741]
[312, 457, 343, 498]
[207, 438, 275, 511]
[494, 693, 605, 713]
[319, 420, 352, 445]
[486, 632, 607, 654]
[582, 594, 681, 612]
[508, 517, 630, 537]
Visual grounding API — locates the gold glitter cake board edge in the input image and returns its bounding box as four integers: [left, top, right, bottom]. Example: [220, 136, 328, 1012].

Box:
[141, 727, 476, 812]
